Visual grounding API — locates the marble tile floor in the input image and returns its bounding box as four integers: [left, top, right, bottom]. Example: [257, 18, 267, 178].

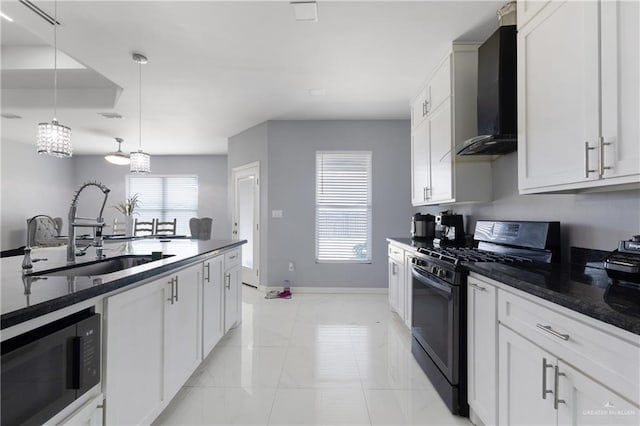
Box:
[153, 286, 471, 426]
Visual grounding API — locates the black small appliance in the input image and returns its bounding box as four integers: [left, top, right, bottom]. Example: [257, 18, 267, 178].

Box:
[411, 213, 435, 239]
[434, 213, 465, 246]
[605, 235, 640, 281]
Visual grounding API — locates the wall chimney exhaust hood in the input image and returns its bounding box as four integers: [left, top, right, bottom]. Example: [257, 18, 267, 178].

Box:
[457, 2, 517, 156]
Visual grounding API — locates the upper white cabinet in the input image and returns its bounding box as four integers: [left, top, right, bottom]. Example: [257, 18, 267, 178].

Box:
[411, 45, 493, 206]
[518, 0, 640, 193]
[411, 87, 428, 129]
[517, 0, 551, 29]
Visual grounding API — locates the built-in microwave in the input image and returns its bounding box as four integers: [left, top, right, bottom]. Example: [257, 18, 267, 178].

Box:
[1, 308, 101, 426]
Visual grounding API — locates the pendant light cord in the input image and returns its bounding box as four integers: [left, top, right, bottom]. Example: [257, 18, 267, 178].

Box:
[53, 0, 58, 120]
[138, 60, 142, 151]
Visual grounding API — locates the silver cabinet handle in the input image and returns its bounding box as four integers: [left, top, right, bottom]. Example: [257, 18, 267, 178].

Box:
[392, 263, 397, 275]
[204, 262, 211, 283]
[469, 283, 486, 292]
[229, 254, 237, 260]
[422, 100, 428, 117]
[174, 275, 179, 303]
[542, 358, 554, 399]
[553, 365, 566, 409]
[423, 187, 430, 201]
[167, 278, 175, 304]
[225, 273, 231, 289]
[598, 136, 612, 177]
[536, 324, 570, 341]
[584, 142, 597, 178]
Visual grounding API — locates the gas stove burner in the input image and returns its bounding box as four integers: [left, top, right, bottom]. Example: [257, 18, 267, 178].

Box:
[416, 246, 534, 265]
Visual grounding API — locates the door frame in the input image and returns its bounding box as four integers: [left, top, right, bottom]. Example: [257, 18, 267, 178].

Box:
[232, 161, 260, 287]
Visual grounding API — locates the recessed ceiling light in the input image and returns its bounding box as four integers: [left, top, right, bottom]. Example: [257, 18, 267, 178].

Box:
[1, 113, 22, 119]
[0, 11, 14, 22]
[309, 88, 326, 96]
[290, 1, 318, 22]
[98, 112, 126, 119]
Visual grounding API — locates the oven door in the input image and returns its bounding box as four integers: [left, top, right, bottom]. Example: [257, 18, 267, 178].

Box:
[411, 265, 459, 384]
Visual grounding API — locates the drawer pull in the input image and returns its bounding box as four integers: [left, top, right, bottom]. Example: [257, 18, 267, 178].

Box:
[229, 255, 237, 260]
[469, 283, 486, 292]
[536, 324, 570, 341]
[542, 358, 554, 399]
[553, 365, 566, 409]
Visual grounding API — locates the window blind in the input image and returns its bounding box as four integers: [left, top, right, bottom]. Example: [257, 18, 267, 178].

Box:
[128, 175, 198, 236]
[316, 151, 372, 263]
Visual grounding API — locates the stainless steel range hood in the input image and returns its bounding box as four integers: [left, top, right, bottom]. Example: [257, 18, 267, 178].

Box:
[457, 2, 517, 156]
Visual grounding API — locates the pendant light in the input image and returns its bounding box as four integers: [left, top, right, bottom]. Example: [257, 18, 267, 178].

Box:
[105, 138, 130, 165]
[37, 0, 72, 158]
[130, 53, 151, 174]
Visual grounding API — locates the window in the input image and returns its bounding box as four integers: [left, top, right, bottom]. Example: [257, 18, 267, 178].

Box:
[127, 175, 198, 236]
[316, 151, 372, 263]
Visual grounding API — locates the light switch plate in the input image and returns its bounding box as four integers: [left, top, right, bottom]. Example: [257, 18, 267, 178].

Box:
[272, 210, 283, 218]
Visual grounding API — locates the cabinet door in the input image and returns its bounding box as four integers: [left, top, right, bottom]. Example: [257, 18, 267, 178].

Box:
[428, 54, 451, 114]
[411, 118, 430, 206]
[467, 277, 498, 426]
[388, 258, 400, 313]
[518, 0, 600, 191]
[403, 252, 413, 329]
[428, 100, 453, 203]
[556, 360, 640, 426]
[105, 279, 166, 426]
[499, 325, 557, 426]
[411, 87, 428, 129]
[517, 0, 551, 29]
[600, 0, 640, 180]
[202, 256, 224, 358]
[164, 264, 201, 400]
[224, 265, 241, 333]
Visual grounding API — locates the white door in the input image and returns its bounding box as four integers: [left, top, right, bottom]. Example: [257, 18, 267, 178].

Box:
[232, 162, 260, 287]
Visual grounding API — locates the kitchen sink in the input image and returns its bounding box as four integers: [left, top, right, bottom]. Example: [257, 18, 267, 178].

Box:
[28, 254, 174, 277]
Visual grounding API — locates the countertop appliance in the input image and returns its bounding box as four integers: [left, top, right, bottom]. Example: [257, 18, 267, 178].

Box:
[457, 2, 517, 156]
[1, 308, 100, 426]
[605, 235, 640, 280]
[411, 220, 560, 416]
[411, 213, 435, 239]
[434, 213, 465, 246]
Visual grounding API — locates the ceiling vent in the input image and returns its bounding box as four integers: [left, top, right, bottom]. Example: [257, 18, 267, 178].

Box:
[19, 0, 60, 25]
[98, 112, 126, 119]
[1, 113, 23, 119]
[290, 1, 318, 22]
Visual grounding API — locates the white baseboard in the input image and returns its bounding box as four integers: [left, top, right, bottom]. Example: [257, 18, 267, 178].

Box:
[253, 284, 387, 295]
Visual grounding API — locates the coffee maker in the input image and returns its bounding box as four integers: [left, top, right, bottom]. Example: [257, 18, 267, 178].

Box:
[411, 213, 435, 239]
[434, 212, 465, 246]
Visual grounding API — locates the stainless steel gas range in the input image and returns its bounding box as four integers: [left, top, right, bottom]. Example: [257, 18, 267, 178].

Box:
[410, 220, 560, 416]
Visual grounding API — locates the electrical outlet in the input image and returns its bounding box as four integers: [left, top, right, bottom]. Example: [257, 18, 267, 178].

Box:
[288, 261, 295, 272]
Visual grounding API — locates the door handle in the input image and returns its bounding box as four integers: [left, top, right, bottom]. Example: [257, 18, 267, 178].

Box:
[598, 136, 612, 177]
[174, 275, 179, 302]
[584, 142, 597, 178]
[553, 365, 566, 409]
[536, 324, 570, 341]
[204, 263, 211, 283]
[469, 283, 486, 292]
[167, 278, 175, 304]
[541, 358, 554, 399]
[225, 273, 231, 289]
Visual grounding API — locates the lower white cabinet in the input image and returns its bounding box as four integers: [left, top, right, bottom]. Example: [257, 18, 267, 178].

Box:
[59, 393, 103, 426]
[224, 248, 242, 333]
[104, 264, 201, 425]
[202, 255, 224, 358]
[467, 276, 498, 426]
[387, 242, 413, 329]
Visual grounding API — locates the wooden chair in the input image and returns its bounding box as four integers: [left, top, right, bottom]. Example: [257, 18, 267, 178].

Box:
[134, 218, 155, 236]
[155, 218, 177, 236]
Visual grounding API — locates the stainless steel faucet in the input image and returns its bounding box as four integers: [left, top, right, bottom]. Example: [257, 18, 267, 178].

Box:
[22, 214, 55, 270]
[67, 181, 111, 263]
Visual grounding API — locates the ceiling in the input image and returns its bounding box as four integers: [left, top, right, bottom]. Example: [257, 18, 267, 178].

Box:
[1, 1, 504, 155]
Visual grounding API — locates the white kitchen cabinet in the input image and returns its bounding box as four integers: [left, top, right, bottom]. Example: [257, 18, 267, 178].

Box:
[202, 255, 224, 358]
[517, 0, 551, 30]
[387, 244, 405, 317]
[59, 393, 103, 426]
[518, 0, 640, 193]
[410, 44, 492, 206]
[411, 87, 428, 129]
[105, 278, 166, 426]
[224, 248, 242, 333]
[105, 264, 201, 425]
[403, 251, 413, 329]
[467, 276, 498, 426]
[163, 264, 201, 400]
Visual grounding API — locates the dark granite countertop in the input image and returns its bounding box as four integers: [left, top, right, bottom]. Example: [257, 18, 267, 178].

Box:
[464, 261, 640, 335]
[1, 238, 246, 330]
[386, 237, 433, 252]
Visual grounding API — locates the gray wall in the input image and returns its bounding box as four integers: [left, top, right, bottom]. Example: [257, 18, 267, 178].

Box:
[417, 152, 640, 260]
[227, 122, 270, 287]
[73, 155, 230, 239]
[267, 120, 411, 288]
[1, 140, 76, 250]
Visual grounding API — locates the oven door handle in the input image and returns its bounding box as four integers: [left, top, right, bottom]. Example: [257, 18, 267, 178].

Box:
[412, 268, 452, 296]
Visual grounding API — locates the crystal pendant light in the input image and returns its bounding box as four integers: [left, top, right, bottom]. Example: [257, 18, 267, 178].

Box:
[130, 53, 151, 174]
[105, 138, 130, 165]
[37, 0, 72, 158]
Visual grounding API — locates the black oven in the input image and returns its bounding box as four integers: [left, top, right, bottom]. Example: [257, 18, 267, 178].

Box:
[1, 308, 100, 426]
[411, 259, 467, 416]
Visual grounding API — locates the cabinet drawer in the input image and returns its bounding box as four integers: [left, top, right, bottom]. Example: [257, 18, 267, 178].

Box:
[224, 249, 240, 270]
[388, 244, 405, 263]
[498, 290, 640, 401]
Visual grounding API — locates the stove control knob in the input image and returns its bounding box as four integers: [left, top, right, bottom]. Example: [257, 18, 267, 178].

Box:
[431, 266, 438, 275]
[437, 269, 448, 279]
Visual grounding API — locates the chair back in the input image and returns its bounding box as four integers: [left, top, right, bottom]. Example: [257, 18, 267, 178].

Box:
[155, 218, 177, 235]
[189, 217, 212, 240]
[27, 216, 63, 247]
[134, 218, 155, 236]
